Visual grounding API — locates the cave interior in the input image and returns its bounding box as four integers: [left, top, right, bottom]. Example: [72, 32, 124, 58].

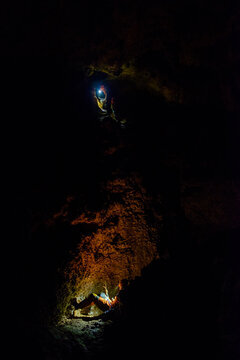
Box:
[5, 0, 240, 359]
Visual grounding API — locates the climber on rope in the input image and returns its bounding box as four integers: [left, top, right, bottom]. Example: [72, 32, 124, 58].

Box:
[70, 280, 127, 316]
[95, 85, 108, 114]
[94, 85, 127, 127]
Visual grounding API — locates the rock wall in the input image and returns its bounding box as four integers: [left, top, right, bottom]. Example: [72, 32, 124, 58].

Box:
[48, 173, 160, 302]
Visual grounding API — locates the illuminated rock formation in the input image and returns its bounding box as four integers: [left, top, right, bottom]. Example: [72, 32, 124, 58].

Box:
[48, 172, 161, 313]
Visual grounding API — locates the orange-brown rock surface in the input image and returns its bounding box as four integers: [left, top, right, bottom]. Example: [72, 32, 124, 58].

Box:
[48, 173, 161, 303]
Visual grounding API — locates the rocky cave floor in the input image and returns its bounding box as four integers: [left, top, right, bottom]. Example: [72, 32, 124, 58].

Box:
[40, 317, 114, 359]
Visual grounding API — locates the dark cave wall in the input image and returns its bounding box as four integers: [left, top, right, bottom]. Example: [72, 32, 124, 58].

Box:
[61, 0, 240, 111]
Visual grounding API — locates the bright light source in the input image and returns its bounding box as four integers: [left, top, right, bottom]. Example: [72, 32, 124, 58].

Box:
[98, 90, 102, 94]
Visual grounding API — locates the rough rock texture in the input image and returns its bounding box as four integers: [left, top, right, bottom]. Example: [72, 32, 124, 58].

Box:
[45, 172, 161, 318]
[67, 176, 159, 295]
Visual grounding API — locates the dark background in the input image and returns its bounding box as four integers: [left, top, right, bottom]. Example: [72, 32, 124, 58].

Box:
[3, 1, 240, 359]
